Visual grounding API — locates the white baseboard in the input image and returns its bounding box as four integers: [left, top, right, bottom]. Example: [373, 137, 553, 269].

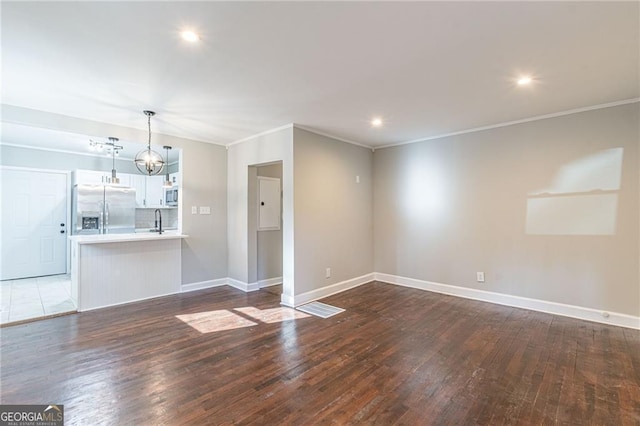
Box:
[181, 278, 227, 293]
[228, 278, 260, 292]
[281, 293, 295, 307]
[259, 277, 283, 288]
[180, 272, 639, 330]
[374, 273, 640, 330]
[290, 273, 375, 307]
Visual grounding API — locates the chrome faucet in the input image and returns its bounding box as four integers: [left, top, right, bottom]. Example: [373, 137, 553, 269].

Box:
[154, 209, 163, 234]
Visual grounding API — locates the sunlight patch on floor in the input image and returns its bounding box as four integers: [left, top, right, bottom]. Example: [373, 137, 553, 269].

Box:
[234, 306, 310, 323]
[176, 306, 310, 333]
[176, 310, 257, 333]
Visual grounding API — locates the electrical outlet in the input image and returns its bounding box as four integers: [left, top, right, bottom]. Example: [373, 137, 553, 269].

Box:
[356, 175, 360, 184]
[477, 272, 485, 283]
[325, 267, 331, 278]
[191, 206, 198, 214]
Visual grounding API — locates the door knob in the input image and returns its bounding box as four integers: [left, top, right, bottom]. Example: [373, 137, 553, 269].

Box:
[60, 230, 65, 234]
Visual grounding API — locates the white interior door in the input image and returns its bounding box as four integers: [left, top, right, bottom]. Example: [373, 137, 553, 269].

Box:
[1, 168, 68, 280]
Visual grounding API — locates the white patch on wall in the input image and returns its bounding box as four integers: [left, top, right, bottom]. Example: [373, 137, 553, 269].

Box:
[400, 155, 448, 223]
[526, 148, 623, 236]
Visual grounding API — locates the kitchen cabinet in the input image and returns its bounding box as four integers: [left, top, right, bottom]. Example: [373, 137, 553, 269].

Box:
[128, 174, 166, 208]
[130, 175, 147, 208]
[73, 169, 130, 186]
[145, 175, 165, 207]
[73, 170, 108, 185]
[74, 170, 171, 208]
[111, 173, 131, 186]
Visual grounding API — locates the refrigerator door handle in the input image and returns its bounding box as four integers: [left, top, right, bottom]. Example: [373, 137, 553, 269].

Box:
[98, 201, 104, 234]
[105, 202, 110, 233]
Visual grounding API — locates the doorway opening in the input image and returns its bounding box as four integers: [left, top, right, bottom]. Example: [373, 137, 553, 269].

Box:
[248, 162, 283, 298]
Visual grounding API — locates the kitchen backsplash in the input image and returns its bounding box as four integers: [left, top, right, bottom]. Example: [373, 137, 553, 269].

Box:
[135, 208, 178, 229]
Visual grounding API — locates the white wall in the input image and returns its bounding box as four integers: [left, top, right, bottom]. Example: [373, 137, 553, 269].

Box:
[179, 139, 228, 283]
[228, 126, 374, 304]
[293, 127, 373, 297]
[374, 103, 639, 317]
[226, 126, 294, 300]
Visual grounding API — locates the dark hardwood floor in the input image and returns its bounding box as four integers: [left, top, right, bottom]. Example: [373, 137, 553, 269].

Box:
[1, 281, 639, 425]
[261, 284, 282, 296]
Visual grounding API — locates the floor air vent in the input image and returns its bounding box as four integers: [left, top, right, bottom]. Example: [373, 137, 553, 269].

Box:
[296, 301, 345, 318]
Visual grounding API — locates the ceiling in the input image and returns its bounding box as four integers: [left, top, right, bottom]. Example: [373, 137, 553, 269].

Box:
[2, 1, 638, 149]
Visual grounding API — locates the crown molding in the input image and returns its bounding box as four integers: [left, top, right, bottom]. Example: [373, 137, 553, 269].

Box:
[292, 124, 372, 150]
[226, 123, 294, 147]
[226, 123, 372, 150]
[377, 98, 640, 149]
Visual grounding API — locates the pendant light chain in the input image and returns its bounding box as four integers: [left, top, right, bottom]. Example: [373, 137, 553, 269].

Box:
[147, 112, 152, 149]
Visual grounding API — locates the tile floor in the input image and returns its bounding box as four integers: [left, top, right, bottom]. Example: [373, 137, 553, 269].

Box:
[0, 274, 76, 325]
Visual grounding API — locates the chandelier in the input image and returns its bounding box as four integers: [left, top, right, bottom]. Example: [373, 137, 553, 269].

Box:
[89, 137, 121, 156]
[134, 110, 165, 176]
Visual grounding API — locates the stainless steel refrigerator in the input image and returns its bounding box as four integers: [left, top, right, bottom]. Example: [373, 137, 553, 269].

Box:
[72, 184, 136, 235]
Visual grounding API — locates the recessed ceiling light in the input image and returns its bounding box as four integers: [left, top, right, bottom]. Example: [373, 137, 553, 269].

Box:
[371, 118, 383, 127]
[517, 76, 533, 86]
[181, 30, 200, 43]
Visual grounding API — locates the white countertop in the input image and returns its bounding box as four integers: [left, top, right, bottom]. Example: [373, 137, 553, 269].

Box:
[69, 231, 188, 244]
[135, 227, 178, 233]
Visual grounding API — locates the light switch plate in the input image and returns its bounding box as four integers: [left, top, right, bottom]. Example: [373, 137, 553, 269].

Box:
[199, 206, 211, 215]
[191, 206, 198, 214]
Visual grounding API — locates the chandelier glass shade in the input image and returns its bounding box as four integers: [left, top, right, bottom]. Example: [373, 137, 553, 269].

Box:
[134, 110, 165, 176]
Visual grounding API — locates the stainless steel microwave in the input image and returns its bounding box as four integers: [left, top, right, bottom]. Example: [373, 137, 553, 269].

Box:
[165, 188, 178, 206]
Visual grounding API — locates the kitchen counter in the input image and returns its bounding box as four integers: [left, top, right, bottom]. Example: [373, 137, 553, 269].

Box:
[69, 232, 186, 311]
[135, 227, 178, 234]
[69, 231, 187, 244]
